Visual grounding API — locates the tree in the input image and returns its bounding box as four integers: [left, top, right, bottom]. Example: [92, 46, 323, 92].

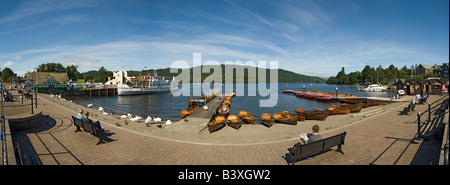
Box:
[65, 65, 80, 82]
[96, 66, 110, 83]
[362, 65, 376, 84]
[38, 63, 66, 72]
[83, 74, 94, 82]
[2, 67, 16, 81]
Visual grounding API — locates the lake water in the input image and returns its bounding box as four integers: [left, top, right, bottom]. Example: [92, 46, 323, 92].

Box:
[72, 83, 396, 121]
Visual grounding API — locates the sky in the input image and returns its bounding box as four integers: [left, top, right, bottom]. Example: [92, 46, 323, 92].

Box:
[0, 0, 448, 78]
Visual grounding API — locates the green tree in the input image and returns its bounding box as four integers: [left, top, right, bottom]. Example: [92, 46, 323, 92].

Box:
[65, 65, 80, 82]
[38, 63, 66, 72]
[362, 65, 376, 84]
[96, 66, 111, 83]
[2, 67, 16, 81]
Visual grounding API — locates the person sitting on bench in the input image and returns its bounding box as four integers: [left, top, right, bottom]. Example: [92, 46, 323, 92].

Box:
[300, 125, 322, 144]
[76, 109, 85, 120]
[82, 111, 105, 131]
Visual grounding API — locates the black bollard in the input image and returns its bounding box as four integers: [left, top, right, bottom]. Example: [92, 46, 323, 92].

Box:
[31, 94, 34, 114]
[417, 112, 421, 138]
[35, 90, 38, 108]
[428, 103, 431, 122]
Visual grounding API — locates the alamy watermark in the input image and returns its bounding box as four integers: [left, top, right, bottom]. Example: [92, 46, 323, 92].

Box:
[169, 53, 278, 107]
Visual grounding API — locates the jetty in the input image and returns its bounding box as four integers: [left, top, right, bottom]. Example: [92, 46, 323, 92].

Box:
[76, 87, 117, 97]
[187, 95, 226, 119]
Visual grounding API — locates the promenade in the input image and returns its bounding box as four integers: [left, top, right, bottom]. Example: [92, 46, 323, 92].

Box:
[2, 88, 448, 165]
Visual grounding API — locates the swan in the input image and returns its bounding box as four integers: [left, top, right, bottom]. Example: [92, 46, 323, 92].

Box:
[130, 116, 143, 122]
[153, 117, 162, 122]
[144, 116, 152, 124]
[87, 103, 93, 108]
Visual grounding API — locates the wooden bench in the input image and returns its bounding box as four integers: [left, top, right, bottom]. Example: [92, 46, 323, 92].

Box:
[72, 116, 105, 145]
[288, 132, 346, 165]
[401, 101, 416, 115]
[417, 95, 428, 105]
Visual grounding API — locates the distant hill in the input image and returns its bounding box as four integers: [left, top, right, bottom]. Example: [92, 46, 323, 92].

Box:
[83, 64, 325, 83]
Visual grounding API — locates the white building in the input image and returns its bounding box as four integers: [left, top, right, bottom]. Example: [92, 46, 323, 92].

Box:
[106, 70, 134, 85]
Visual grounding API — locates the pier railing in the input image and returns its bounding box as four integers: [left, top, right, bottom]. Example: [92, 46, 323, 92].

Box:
[444, 101, 449, 165]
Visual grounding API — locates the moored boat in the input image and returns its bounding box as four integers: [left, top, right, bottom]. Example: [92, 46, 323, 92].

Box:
[239, 111, 255, 124]
[296, 108, 328, 121]
[217, 105, 230, 116]
[227, 115, 242, 130]
[180, 108, 191, 118]
[208, 116, 227, 133]
[273, 111, 297, 125]
[316, 95, 332, 102]
[261, 113, 274, 127]
[327, 105, 350, 115]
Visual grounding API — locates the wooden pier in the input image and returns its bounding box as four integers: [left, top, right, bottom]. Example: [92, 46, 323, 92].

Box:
[187, 95, 226, 120]
[77, 87, 118, 97]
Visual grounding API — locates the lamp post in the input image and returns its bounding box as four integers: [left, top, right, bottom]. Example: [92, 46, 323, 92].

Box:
[335, 87, 338, 97]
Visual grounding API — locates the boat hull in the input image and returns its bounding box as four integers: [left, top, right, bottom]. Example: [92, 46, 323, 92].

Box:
[297, 111, 328, 121]
[261, 119, 274, 127]
[117, 86, 171, 96]
[240, 116, 255, 124]
[227, 119, 242, 130]
[208, 120, 226, 133]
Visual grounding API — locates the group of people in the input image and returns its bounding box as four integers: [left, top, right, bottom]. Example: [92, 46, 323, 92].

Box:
[76, 109, 105, 131]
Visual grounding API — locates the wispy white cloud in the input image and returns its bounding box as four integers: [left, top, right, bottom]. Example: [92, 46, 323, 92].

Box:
[11, 55, 22, 60]
[0, 0, 95, 24]
[2, 61, 15, 67]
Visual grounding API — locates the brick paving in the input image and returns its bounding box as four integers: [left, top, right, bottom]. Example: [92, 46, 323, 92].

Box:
[4, 92, 448, 165]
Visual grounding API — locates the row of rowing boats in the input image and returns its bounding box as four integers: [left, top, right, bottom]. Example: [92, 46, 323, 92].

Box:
[206, 99, 383, 133]
[283, 90, 359, 102]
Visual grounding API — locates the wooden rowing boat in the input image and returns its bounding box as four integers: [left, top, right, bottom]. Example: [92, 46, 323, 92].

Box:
[273, 111, 297, 125]
[208, 116, 226, 133]
[261, 113, 274, 127]
[296, 108, 328, 121]
[316, 95, 332, 102]
[180, 108, 191, 118]
[274, 114, 297, 125]
[217, 105, 230, 116]
[227, 115, 242, 130]
[239, 111, 255, 124]
[327, 105, 350, 115]
[345, 104, 362, 113]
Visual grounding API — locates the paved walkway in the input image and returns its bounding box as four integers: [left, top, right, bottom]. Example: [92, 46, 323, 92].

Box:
[5, 91, 449, 165]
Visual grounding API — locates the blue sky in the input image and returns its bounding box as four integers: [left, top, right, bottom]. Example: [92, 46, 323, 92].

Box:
[0, 0, 448, 78]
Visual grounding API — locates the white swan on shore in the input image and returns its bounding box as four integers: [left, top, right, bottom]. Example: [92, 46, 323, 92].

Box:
[165, 120, 172, 125]
[120, 115, 127, 119]
[153, 117, 162, 122]
[87, 103, 93, 108]
[127, 113, 132, 119]
[145, 116, 152, 124]
[98, 107, 104, 112]
[130, 116, 142, 122]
